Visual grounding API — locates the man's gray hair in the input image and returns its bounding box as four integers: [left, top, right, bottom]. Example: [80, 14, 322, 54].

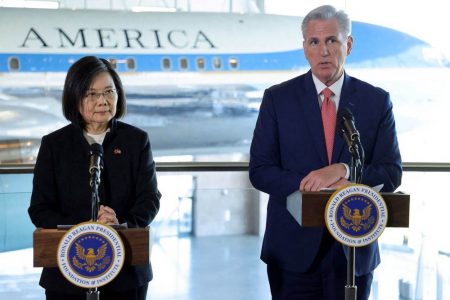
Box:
[301, 5, 351, 39]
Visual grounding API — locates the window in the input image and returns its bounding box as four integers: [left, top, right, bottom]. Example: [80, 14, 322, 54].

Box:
[179, 58, 188, 70]
[108, 58, 117, 69]
[126, 58, 136, 71]
[196, 58, 205, 70]
[228, 57, 238, 69]
[212, 57, 222, 70]
[8, 57, 20, 71]
[162, 57, 171, 70]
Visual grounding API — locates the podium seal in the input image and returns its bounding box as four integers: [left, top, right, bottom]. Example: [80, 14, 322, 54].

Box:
[325, 184, 388, 247]
[57, 222, 125, 288]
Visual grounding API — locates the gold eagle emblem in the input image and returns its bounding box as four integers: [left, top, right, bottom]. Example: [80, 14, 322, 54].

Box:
[340, 203, 375, 232]
[72, 242, 111, 273]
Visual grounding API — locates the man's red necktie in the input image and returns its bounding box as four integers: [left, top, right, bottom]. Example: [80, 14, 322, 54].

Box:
[321, 88, 336, 164]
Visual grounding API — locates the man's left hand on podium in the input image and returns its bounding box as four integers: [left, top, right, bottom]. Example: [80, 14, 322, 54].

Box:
[328, 178, 351, 190]
[299, 163, 347, 192]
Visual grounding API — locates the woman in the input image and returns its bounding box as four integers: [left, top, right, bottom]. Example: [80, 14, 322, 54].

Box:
[28, 56, 161, 300]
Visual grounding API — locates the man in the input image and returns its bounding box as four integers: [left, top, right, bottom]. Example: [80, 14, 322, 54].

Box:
[249, 5, 402, 299]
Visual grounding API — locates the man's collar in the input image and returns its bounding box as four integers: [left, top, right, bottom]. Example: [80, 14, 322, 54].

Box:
[311, 72, 345, 98]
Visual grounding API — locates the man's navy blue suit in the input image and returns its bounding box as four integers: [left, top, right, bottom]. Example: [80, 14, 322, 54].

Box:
[249, 70, 402, 279]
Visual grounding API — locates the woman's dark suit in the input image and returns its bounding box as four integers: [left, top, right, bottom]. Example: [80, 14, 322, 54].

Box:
[28, 119, 161, 295]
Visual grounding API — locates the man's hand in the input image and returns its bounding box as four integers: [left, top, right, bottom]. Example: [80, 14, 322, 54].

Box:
[300, 163, 347, 192]
[97, 205, 119, 225]
[329, 178, 351, 189]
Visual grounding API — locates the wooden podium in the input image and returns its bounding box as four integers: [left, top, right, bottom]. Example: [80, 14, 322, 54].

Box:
[33, 227, 151, 268]
[287, 191, 410, 228]
[287, 190, 410, 300]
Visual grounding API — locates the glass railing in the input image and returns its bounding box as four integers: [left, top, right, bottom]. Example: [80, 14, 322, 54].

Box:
[1, 163, 449, 299]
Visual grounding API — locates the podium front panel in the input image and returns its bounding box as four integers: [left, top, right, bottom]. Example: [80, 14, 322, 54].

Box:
[33, 227, 150, 267]
[287, 191, 410, 228]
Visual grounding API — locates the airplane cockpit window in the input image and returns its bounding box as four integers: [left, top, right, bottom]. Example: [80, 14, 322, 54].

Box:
[126, 58, 136, 71]
[212, 57, 222, 70]
[108, 58, 118, 69]
[196, 58, 205, 70]
[179, 58, 188, 70]
[8, 57, 20, 71]
[162, 57, 171, 70]
[229, 57, 238, 69]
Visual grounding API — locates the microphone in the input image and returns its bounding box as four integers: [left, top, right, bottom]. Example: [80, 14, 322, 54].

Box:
[89, 143, 103, 187]
[339, 107, 360, 143]
[338, 107, 363, 161]
[338, 107, 364, 183]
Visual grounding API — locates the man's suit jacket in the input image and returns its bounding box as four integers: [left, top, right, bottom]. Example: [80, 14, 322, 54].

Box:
[28, 119, 161, 294]
[249, 70, 402, 276]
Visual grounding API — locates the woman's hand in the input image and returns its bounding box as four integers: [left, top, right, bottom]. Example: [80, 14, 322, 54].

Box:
[97, 205, 119, 225]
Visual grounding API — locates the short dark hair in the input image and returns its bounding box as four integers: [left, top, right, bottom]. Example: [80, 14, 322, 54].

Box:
[62, 56, 126, 128]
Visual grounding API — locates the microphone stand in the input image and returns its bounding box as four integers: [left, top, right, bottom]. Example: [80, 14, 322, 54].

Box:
[87, 288, 100, 300]
[342, 130, 364, 300]
[345, 150, 359, 300]
[88, 169, 101, 300]
[90, 169, 101, 222]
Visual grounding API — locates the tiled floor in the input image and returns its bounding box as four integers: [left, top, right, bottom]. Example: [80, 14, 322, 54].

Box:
[149, 235, 270, 300]
[0, 235, 271, 300]
[2, 234, 450, 299]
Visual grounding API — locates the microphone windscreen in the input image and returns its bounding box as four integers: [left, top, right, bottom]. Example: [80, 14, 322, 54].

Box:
[339, 107, 354, 121]
[89, 143, 103, 157]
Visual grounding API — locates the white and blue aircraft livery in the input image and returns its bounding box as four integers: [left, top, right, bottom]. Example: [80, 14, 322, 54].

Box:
[0, 7, 446, 164]
[0, 8, 442, 82]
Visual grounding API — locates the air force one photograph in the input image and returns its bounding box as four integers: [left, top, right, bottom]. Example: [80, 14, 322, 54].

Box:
[0, 6, 447, 162]
[2, 2, 450, 300]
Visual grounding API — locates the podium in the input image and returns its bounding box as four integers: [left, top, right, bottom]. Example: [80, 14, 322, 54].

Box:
[287, 191, 410, 227]
[32, 227, 151, 268]
[287, 190, 410, 299]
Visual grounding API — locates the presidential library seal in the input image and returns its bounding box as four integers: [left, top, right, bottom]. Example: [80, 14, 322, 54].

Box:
[57, 222, 124, 288]
[325, 184, 388, 247]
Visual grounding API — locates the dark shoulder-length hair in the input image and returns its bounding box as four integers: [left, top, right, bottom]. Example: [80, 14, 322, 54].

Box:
[62, 56, 126, 127]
